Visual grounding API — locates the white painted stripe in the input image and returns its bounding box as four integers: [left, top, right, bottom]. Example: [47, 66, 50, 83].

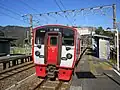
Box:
[113, 69, 120, 76]
[60, 46, 75, 67]
[5, 73, 36, 90]
[34, 45, 44, 64]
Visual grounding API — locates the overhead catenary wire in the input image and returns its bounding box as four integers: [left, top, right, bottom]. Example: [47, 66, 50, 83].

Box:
[22, 4, 114, 27]
[0, 2, 23, 16]
[0, 1, 43, 25]
[28, 4, 113, 26]
[0, 11, 28, 24]
[19, 0, 48, 25]
[19, 0, 39, 13]
[31, 4, 112, 16]
[58, 0, 77, 25]
[0, 2, 29, 24]
[59, 0, 67, 10]
[0, 5, 21, 17]
[53, 0, 73, 26]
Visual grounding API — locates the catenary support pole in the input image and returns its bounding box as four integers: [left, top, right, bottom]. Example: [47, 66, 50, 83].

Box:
[30, 14, 33, 54]
[116, 28, 119, 70]
[113, 4, 117, 48]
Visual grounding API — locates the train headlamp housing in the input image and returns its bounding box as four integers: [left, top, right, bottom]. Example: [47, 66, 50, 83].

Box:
[66, 53, 72, 59]
[35, 51, 40, 56]
[37, 44, 41, 49]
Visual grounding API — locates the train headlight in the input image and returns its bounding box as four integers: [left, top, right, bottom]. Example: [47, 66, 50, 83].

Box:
[35, 51, 40, 56]
[66, 53, 72, 59]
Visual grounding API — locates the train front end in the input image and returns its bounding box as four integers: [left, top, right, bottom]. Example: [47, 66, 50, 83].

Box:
[32, 25, 80, 81]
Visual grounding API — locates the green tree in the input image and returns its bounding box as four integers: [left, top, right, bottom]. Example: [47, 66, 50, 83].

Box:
[95, 27, 114, 37]
[95, 26, 114, 45]
[95, 27, 104, 35]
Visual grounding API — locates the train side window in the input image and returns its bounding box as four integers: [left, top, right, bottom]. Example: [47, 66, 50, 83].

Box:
[50, 37, 57, 46]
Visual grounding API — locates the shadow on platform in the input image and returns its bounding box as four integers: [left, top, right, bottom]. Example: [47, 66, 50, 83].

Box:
[75, 71, 96, 79]
[86, 48, 96, 56]
[103, 73, 120, 86]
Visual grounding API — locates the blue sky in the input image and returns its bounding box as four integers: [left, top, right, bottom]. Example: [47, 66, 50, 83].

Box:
[0, 0, 120, 29]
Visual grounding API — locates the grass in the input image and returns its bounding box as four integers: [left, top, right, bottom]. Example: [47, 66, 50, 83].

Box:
[88, 56, 98, 74]
[88, 55, 113, 72]
[109, 59, 117, 65]
[10, 47, 31, 55]
[99, 62, 113, 70]
[88, 61, 97, 74]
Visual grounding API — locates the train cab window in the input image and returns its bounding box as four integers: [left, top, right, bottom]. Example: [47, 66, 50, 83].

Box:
[35, 29, 46, 44]
[62, 29, 74, 46]
[50, 37, 57, 46]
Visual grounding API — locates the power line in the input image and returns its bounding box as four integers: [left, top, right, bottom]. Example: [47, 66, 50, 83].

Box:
[0, 11, 27, 24]
[0, 2, 23, 15]
[0, 2, 29, 24]
[58, 0, 77, 25]
[59, 0, 67, 10]
[0, 12, 18, 20]
[32, 4, 112, 15]
[54, 0, 63, 11]
[24, 4, 113, 26]
[0, 5, 21, 17]
[19, 0, 48, 25]
[53, 0, 73, 26]
[19, 0, 39, 13]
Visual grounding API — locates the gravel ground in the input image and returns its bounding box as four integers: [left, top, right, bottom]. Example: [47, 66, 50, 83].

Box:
[0, 63, 3, 71]
[8, 74, 43, 90]
[0, 67, 35, 90]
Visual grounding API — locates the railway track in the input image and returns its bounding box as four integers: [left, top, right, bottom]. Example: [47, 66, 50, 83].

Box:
[33, 78, 71, 90]
[4, 73, 71, 90]
[0, 61, 34, 80]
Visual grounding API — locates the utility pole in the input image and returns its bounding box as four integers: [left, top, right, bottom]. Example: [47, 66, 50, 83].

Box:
[30, 14, 33, 54]
[113, 4, 119, 70]
[113, 4, 117, 48]
[116, 29, 119, 70]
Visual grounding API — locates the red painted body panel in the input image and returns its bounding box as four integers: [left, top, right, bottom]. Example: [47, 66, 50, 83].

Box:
[35, 65, 46, 77]
[72, 30, 77, 68]
[47, 46, 58, 64]
[35, 64, 74, 69]
[58, 69, 73, 80]
[35, 64, 73, 80]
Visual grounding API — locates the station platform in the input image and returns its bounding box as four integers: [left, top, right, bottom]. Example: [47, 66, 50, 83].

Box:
[0, 55, 24, 60]
[70, 55, 120, 90]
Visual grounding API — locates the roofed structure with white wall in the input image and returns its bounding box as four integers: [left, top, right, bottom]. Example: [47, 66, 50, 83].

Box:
[74, 27, 96, 35]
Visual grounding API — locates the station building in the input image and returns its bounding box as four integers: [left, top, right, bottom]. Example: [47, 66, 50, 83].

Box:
[0, 31, 16, 56]
[92, 34, 111, 60]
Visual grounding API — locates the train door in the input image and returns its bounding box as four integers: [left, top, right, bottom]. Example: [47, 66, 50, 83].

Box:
[44, 32, 62, 65]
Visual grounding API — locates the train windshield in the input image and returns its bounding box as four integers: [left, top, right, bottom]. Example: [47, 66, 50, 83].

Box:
[35, 29, 46, 44]
[35, 27, 74, 46]
[62, 29, 74, 46]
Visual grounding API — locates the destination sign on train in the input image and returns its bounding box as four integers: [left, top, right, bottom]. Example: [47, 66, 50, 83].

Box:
[50, 28, 59, 31]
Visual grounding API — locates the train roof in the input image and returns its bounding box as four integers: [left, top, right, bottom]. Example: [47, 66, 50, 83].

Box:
[33, 24, 77, 31]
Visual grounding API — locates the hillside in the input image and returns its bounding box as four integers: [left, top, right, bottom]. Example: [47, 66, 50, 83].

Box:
[0, 26, 30, 47]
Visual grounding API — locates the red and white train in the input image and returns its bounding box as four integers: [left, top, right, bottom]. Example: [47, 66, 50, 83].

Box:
[32, 25, 81, 81]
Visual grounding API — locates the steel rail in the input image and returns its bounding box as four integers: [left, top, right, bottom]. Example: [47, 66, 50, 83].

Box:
[0, 62, 34, 80]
